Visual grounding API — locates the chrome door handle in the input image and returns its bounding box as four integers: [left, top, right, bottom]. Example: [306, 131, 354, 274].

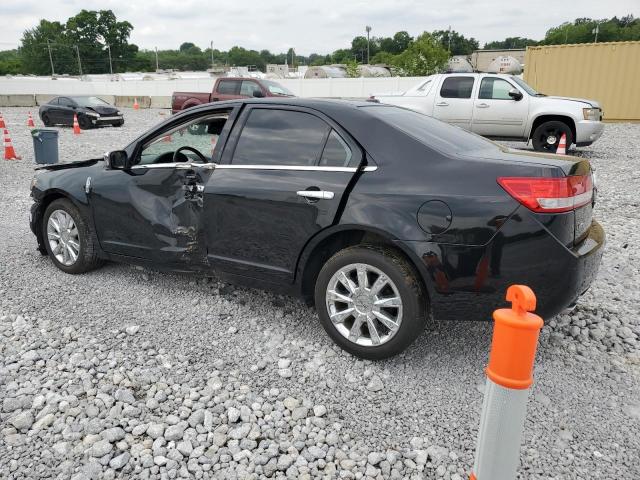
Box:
[435, 102, 449, 107]
[476, 103, 490, 108]
[297, 190, 334, 200]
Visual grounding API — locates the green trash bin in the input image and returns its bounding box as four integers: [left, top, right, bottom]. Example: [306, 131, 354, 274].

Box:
[31, 129, 59, 164]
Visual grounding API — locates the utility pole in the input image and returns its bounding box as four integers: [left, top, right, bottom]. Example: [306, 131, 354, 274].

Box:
[592, 23, 600, 43]
[210, 40, 214, 68]
[448, 25, 452, 52]
[74, 45, 83, 76]
[155, 47, 159, 71]
[291, 48, 295, 69]
[107, 44, 113, 74]
[365, 25, 371, 64]
[46, 39, 55, 76]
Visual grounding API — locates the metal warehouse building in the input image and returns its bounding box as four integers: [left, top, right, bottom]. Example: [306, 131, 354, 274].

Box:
[524, 41, 640, 122]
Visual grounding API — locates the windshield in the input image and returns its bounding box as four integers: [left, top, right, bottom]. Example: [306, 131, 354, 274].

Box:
[263, 80, 294, 96]
[510, 76, 541, 96]
[74, 96, 110, 107]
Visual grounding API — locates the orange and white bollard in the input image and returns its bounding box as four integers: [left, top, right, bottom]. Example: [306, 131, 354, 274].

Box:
[470, 285, 543, 480]
[556, 133, 567, 155]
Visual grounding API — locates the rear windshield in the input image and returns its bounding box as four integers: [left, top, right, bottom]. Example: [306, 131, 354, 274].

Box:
[361, 105, 495, 154]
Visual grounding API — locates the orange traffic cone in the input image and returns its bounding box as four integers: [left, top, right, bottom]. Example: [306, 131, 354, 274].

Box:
[133, 98, 140, 110]
[4, 129, 21, 160]
[27, 112, 35, 128]
[556, 133, 567, 155]
[73, 114, 81, 135]
[0, 113, 6, 129]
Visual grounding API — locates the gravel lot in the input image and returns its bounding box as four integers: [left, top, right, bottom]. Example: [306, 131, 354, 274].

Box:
[1, 107, 639, 480]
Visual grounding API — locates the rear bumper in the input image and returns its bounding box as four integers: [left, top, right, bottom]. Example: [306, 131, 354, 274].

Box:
[575, 120, 604, 146]
[400, 213, 604, 322]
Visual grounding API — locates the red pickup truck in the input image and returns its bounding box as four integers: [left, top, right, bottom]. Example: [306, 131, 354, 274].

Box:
[171, 77, 294, 113]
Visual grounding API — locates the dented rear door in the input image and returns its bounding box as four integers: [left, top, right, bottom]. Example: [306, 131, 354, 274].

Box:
[90, 163, 214, 267]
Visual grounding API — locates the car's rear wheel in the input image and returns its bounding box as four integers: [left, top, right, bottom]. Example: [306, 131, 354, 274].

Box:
[531, 120, 573, 153]
[78, 115, 93, 130]
[314, 245, 427, 359]
[43, 199, 103, 274]
[41, 113, 52, 126]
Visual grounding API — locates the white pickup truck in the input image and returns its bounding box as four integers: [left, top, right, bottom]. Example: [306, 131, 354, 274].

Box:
[372, 73, 604, 153]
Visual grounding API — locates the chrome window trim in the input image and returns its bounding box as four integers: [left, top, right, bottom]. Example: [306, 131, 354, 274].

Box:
[130, 163, 377, 172]
[215, 165, 377, 172]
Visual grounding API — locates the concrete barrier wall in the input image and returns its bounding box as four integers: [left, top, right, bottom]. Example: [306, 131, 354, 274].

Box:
[0, 95, 36, 107]
[0, 76, 422, 103]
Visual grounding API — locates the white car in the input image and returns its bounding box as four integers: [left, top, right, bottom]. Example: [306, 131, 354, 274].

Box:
[372, 73, 604, 153]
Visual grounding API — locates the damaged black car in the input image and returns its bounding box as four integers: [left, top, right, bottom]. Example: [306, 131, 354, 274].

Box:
[29, 98, 604, 359]
[39, 96, 124, 129]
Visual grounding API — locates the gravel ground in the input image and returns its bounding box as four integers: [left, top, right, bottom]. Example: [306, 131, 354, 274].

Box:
[1, 107, 639, 480]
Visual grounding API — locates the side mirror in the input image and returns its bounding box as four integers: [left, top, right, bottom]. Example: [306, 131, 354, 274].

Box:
[105, 150, 130, 170]
[508, 88, 523, 101]
[252, 89, 265, 98]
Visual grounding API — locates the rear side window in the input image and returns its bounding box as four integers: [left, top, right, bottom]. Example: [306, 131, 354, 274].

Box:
[440, 77, 474, 98]
[49, 98, 60, 105]
[232, 109, 329, 166]
[240, 81, 262, 96]
[320, 130, 352, 167]
[479, 78, 514, 100]
[362, 105, 495, 154]
[218, 80, 239, 95]
[59, 97, 75, 107]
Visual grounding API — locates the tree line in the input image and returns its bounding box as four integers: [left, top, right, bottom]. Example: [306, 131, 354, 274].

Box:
[0, 10, 638, 76]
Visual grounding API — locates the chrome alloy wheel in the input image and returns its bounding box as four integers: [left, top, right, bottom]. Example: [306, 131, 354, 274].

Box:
[47, 210, 80, 266]
[325, 263, 403, 347]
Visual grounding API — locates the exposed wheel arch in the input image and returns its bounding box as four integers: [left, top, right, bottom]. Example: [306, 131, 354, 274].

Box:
[297, 225, 434, 314]
[35, 190, 83, 252]
[529, 115, 576, 144]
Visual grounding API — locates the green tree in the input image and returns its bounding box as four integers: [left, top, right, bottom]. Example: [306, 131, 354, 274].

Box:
[343, 59, 359, 77]
[392, 32, 449, 76]
[20, 20, 73, 75]
[542, 16, 640, 44]
[484, 37, 538, 49]
[432, 29, 479, 55]
[370, 51, 396, 65]
[0, 49, 22, 75]
[65, 10, 136, 74]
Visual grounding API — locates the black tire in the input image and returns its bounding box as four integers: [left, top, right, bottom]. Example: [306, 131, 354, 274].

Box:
[42, 198, 103, 274]
[78, 115, 93, 130]
[314, 245, 427, 359]
[531, 120, 573, 153]
[41, 113, 52, 127]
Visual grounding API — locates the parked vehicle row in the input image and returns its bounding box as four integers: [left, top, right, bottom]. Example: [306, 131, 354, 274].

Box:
[372, 73, 605, 153]
[29, 98, 604, 358]
[39, 96, 124, 129]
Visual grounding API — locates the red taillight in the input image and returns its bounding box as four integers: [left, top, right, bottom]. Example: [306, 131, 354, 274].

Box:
[497, 175, 593, 213]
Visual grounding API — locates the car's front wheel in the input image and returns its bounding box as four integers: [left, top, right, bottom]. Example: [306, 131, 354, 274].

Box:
[531, 120, 573, 153]
[78, 115, 93, 130]
[315, 245, 427, 359]
[43, 199, 103, 274]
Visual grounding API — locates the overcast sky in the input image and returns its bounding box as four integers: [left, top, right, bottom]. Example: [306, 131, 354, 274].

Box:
[0, 0, 638, 54]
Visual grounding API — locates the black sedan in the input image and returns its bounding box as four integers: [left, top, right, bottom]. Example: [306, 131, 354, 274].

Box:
[29, 98, 604, 359]
[39, 96, 124, 129]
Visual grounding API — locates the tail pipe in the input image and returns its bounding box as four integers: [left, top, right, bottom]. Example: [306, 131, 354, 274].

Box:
[470, 285, 544, 480]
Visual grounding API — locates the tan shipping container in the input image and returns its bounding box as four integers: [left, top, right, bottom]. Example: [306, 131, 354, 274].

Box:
[524, 41, 640, 121]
